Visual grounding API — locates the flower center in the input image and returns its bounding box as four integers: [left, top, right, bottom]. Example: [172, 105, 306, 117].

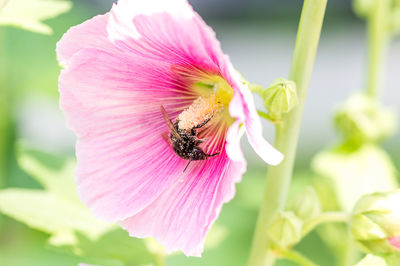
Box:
[178, 75, 234, 131]
[178, 95, 222, 131]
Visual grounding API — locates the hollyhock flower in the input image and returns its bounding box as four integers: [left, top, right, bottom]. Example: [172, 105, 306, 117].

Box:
[57, 0, 283, 256]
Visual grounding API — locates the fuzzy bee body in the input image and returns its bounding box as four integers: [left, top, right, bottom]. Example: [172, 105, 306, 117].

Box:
[161, 106, 219, 166]
[170, 120, 215, 161]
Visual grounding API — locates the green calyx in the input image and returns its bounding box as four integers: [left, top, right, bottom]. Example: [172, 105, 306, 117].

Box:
[289, 186, 322, 222]
[263, 78, 298, 118]
[350, 190, 400, 254]
[267, 211, 303, 249]
[250, 78, 298, 121]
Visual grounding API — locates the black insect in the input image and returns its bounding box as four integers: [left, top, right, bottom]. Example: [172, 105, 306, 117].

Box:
[161, 105, 220, 172]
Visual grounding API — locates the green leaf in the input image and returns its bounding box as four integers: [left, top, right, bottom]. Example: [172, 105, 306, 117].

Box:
[54, 229, 158, 266]
[16, 143, 78, 202]
[0, 0, 72, 34]
[0, 143, 159, 265]
[204, 223, 228, 250]
[312, 144, 398, 212]
[0, 189, 112, 246]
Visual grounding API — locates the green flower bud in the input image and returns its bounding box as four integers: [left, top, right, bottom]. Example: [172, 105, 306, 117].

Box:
[267, 211, 303, 249]
[262, 78, 298, 118]
[289, 186, 322, 221]
[334, 93, 397, 144]
[352, 0, 374, 18]
[354, 254, 387, 266]
[350, 190, 400, 254]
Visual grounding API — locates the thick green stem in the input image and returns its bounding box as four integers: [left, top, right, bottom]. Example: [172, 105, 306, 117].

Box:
[366, 0, 391, 99]
[246, 1, 327, 265]
[0, 30, 8, 188]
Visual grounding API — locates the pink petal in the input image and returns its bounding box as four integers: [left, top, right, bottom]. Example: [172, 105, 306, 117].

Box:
[56, 14, 117, 66]
[388, 236, 400, 250]
[60, 48, 190, 221]
[120, 151, 245, 256]
[108, 0, 194, 43]
[227, 70, 284, 165]
[107, 0, 226, 73]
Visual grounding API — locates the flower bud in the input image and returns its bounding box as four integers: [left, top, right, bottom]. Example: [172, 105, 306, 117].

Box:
[267, 211, 303, 249]
[334, 93, 397, 144]
[289, 186, 322, 221]
[352, 0, 373, 18]
[262, 78, 298, 118]
[350, 190, 400, 254]
[355, 254, 387, 266]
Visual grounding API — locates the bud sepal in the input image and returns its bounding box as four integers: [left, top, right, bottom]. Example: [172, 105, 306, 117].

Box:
[267, 211, 303, 249]
[289, 186, 322, 222]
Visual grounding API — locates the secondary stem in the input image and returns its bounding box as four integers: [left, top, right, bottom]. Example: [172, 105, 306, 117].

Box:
[301, 212, 349, 237]
[246, 1, 327, 265]
[280, 249, 318, 266]
[366, 0, 391, 99]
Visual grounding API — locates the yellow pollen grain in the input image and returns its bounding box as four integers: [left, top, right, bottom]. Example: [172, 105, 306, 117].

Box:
[178, 95, 222, 131]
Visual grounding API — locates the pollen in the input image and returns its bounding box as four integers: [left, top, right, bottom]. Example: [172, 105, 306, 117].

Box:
[178, 95, 223, 131]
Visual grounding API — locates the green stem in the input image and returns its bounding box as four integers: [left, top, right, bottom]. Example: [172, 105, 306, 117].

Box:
[339, 239, 359, 266]
[366, 0, 391, 99]
[302, 212, 349, 237]
[280, 249, 318, 266]
[249, 83, 265, 95]
[246, 1, 327, 265]
[257, 110, 280, 123]
[0, 30, 8, 188]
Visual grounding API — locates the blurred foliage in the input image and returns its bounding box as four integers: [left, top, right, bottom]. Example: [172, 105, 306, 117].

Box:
[334, 93, 397, 145]
[0, 0, 72, 34]
[353, 0, 400, 35]
[355, 254, 387, 266]
[0, 144, 160, 266]
[312, 144, 398, 212]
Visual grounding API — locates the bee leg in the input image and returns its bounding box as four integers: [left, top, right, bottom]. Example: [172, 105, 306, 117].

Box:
[195, 138, 208, 145]
[206, 152, 220, 157]
[195, 117, 212, 129]
[192, 116, 213, 135]
[183, 160, 192, 173]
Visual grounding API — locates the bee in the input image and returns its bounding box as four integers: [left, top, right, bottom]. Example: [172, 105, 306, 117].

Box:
[161, 105, 220, 172]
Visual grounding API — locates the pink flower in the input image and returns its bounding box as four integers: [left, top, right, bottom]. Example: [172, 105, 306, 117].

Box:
[57, 0, 283, 256]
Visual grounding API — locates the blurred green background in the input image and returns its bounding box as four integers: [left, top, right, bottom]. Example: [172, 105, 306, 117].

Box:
[0, 0, 399, 265]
